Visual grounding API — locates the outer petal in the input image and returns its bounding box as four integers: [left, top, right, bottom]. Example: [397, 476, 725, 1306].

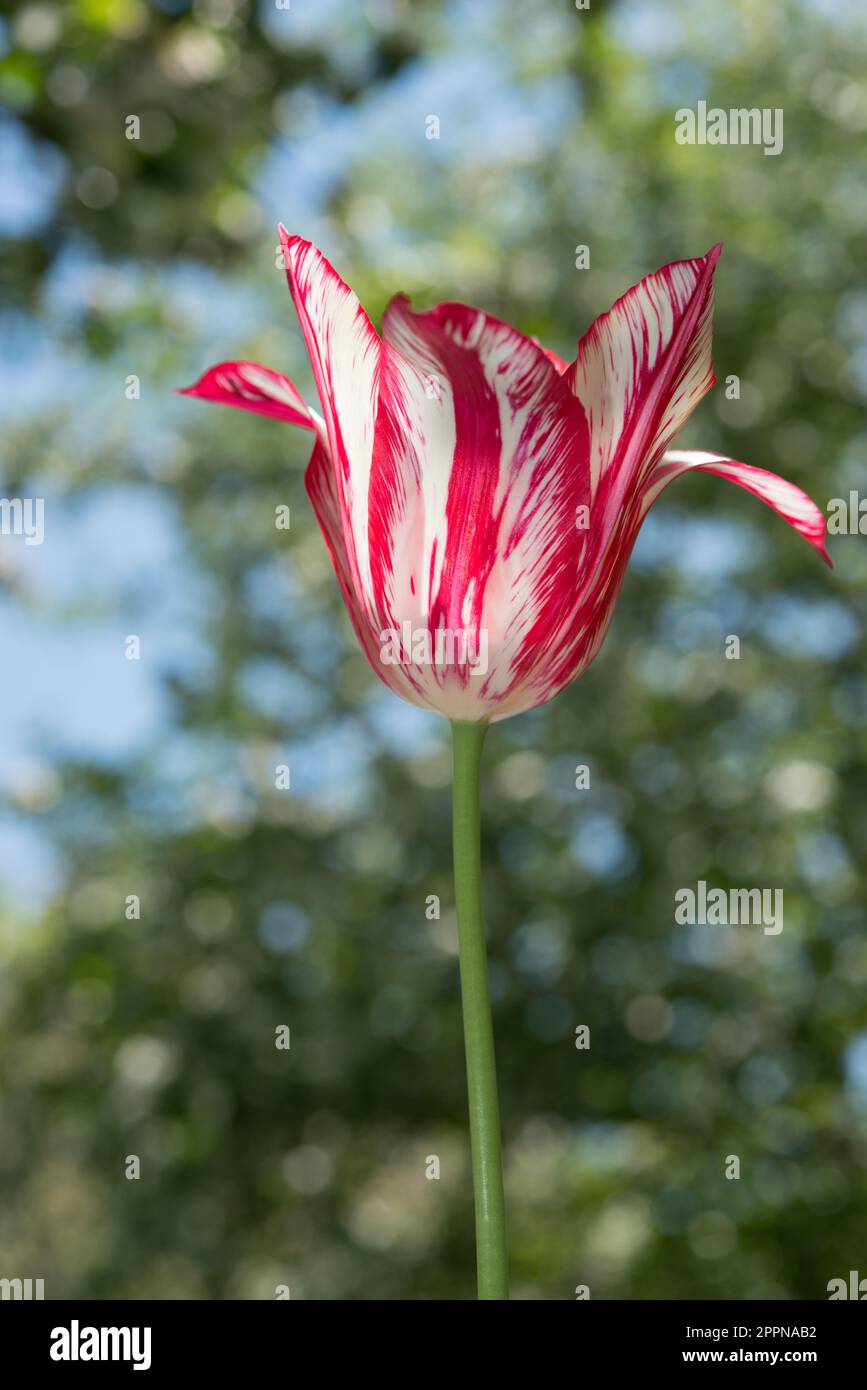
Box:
[567, 246, 722, 515]
[304, 438, 420, 708]
[178, 360, 316, 430]
[279, 228, 381, 608]
[649, 449, 832, 565]
[540, 444, 831, 715]
[367, 295, 592, 720]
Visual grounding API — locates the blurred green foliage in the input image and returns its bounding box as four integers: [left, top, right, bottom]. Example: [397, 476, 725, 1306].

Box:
[1, 0, 866, 1299]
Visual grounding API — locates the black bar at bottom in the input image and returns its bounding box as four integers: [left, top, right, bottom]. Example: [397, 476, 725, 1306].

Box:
[0, 1298, 863, 1374]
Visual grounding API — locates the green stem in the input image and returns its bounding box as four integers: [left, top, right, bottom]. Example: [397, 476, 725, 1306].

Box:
[450, 718, 508, 1300]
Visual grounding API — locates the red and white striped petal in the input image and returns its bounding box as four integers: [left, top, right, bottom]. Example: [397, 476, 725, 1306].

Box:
[507, 445, 831, 718]
[649, 449, 832, 564]
[279, 228, 382, 608]
[368, 295, 591, 720]
[489, 248, 722, 717]
[178, 360, 316, 430]
[567, 246, 721, 515]
[305, 438, 421, 708]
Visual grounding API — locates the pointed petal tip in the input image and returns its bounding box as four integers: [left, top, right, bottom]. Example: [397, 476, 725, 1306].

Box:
[383, 290, 412, 318]
[176, 369, 222, 399]
[277, 225, 309, 268]
[706, 242, 724, 266]
[278, 226, 317, 256]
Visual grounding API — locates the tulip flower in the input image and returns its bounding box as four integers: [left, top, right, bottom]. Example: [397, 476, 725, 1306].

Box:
[181, 229, 829, 1299]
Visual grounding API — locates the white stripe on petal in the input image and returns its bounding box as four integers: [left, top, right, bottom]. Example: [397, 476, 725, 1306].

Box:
[280, 230, 382, 604]
[568, 247, 720, 507]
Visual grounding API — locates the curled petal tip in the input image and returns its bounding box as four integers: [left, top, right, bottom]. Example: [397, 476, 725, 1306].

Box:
[658, 450, 831, 569]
